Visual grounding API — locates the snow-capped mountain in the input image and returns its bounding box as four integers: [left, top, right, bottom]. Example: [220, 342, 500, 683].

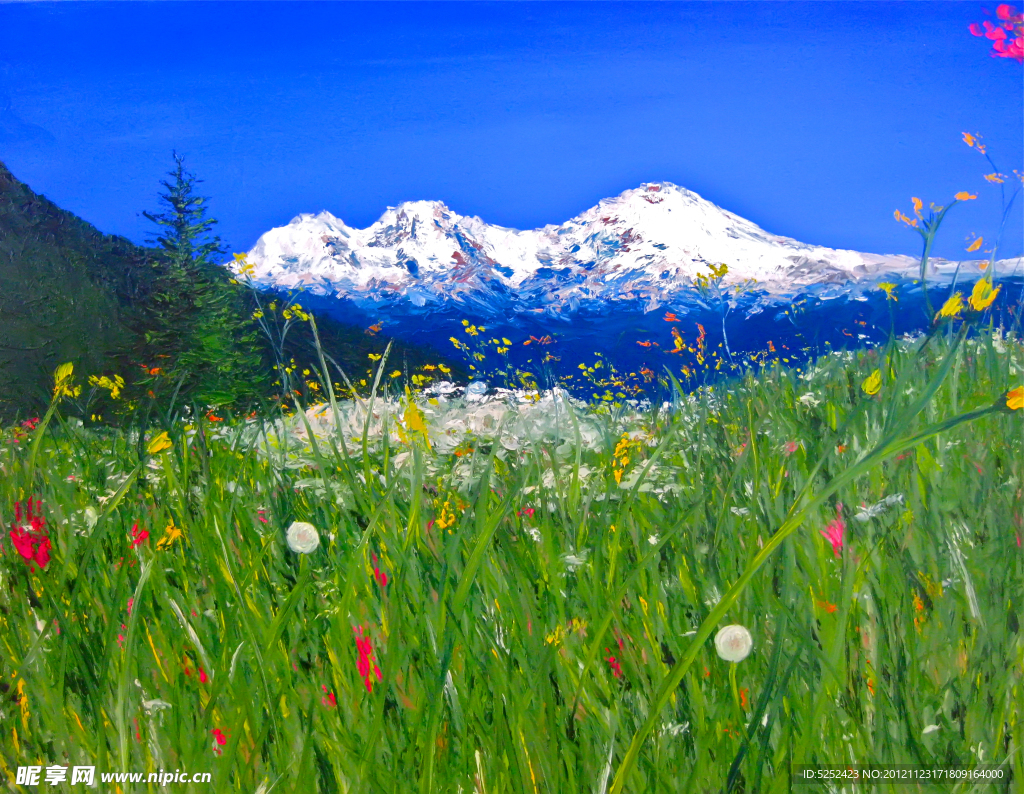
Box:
[230, 182, 1010, 316]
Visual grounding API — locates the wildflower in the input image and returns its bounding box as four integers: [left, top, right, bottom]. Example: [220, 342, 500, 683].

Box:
[714, 625, 753, 663]
[968, 278, 1000, 312]
[603, 649, 623, 678]
[370, 551, 388, 588]
[1007, 386, 1023, 411]
[155, 521, 182, 550]
[285, 521, 320, 554]
[966, 235, 984, 252]
[954, 192, 977, 202]
[353, 625, 383, 693]
[199, 667, 208, 684]
[853, 494, 904, 522]
[257, 509, 269, 524]
[129, 523, 149, 549]
[146, 431, 172, 455]
[211, 728, 228, 755]
[9, 499, 52, 572]
[820, 503, 846, 558]
[861, 370, 882, 396]
[517, 507, 536, 519]
[53, 362, 81, 399]
[784, 440, 799, 455]
[936, 292, 964, 320]
[877, 282, 898, 302]
[321, 684, 337, 708]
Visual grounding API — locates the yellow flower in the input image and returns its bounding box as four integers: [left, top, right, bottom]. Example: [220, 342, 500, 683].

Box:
[53, 362, 79, 398]
[878, 282, 898, 302]
[936, 292, 963, 319]
[966, 236, 983, 253]
[911, 197, 923, 217]
[983, 173, 1005, 184]
[954, 192, 977, 201]
[962, 132, 976, 148]
[390, 370, 402, 379]
[968, 279, 1000, 312]
[147, 431, 173, 455]
[1007, 386, 1023, 411]
[156, 521, 182, 550]
[861, 370, 882, 396]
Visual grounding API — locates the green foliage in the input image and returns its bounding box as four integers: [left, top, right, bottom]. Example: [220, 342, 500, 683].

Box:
[140, 154, 268, 411]
[2, 329, 1021, 791]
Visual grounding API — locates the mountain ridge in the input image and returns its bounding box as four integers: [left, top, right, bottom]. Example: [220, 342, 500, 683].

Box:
[231, 181, 1019, 318]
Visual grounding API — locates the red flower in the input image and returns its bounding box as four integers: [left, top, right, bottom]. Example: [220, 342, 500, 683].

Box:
[199, 667, 208, 684]
[517, 507, 536, 519]
[353, 625, 383, 693]
[371, 552, 389, 588]
[603, 649, 623, 679]
[8, 499, 52, 572]
[321, 684, 337, 708]
[130, 523, 149, 549]
[211, 728, 228, 755]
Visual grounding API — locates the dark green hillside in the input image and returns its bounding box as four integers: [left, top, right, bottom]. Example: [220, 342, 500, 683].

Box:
[0, 160, 462, 423]
[0, 159, 155, 421]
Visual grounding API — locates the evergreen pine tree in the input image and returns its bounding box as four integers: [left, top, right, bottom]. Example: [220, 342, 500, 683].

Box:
[141, 153, 267, 410]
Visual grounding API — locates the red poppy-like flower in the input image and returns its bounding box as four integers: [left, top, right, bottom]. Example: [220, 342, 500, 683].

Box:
[353, 625, 383, 693]
[199, 667, 208, 684]
[130, 523, 149, 549]
[8, 499, 52, 572]
[603, 649, 623, 679]
[321, 684, 337, 707]
[517, 507, 536, 519]
[211, 728, 228, 755]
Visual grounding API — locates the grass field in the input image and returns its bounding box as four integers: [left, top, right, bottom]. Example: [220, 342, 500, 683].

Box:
[2, 318, 1022, 793]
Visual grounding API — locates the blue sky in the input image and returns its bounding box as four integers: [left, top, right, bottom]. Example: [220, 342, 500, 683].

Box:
[1, 1, 1021, 262]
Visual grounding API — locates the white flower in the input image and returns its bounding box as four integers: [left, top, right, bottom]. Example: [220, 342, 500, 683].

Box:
[142, 698, 173, 714]
[714, 624, 753, 663]
[526, 527, 542, 543]
[922, 724, 940, 735]
[286, 521, 320, 554]
[647, 534, 660, 545]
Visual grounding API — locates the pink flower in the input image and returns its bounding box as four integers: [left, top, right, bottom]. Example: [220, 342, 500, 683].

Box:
[199, 667, 208, 684]
[517, 507, 536, 518]
[211, 728, 228, 755]
[321, 684, 337, 707]
[820, 503, 846, 558]
[784, 440, 799, 455]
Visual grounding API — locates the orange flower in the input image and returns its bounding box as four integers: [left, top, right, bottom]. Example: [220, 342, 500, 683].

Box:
[966, 236, 984, 252]
[663, 312, 680, 322]
[954, 191, 977, 201]
[1007, 385, 1023, 411]
[962, 132, 977, 147]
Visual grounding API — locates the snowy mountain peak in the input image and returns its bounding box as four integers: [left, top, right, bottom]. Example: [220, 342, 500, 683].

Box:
[232, 182, 1002, 316]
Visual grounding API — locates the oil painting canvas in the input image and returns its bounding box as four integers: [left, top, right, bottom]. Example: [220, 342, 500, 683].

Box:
[1, 1, 1022, 790]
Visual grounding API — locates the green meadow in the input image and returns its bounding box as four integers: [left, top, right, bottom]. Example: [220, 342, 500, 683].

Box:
[2, 312, 1022, 792]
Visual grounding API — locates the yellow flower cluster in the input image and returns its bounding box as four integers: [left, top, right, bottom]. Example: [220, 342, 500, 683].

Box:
[89, 374, 125, 399]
